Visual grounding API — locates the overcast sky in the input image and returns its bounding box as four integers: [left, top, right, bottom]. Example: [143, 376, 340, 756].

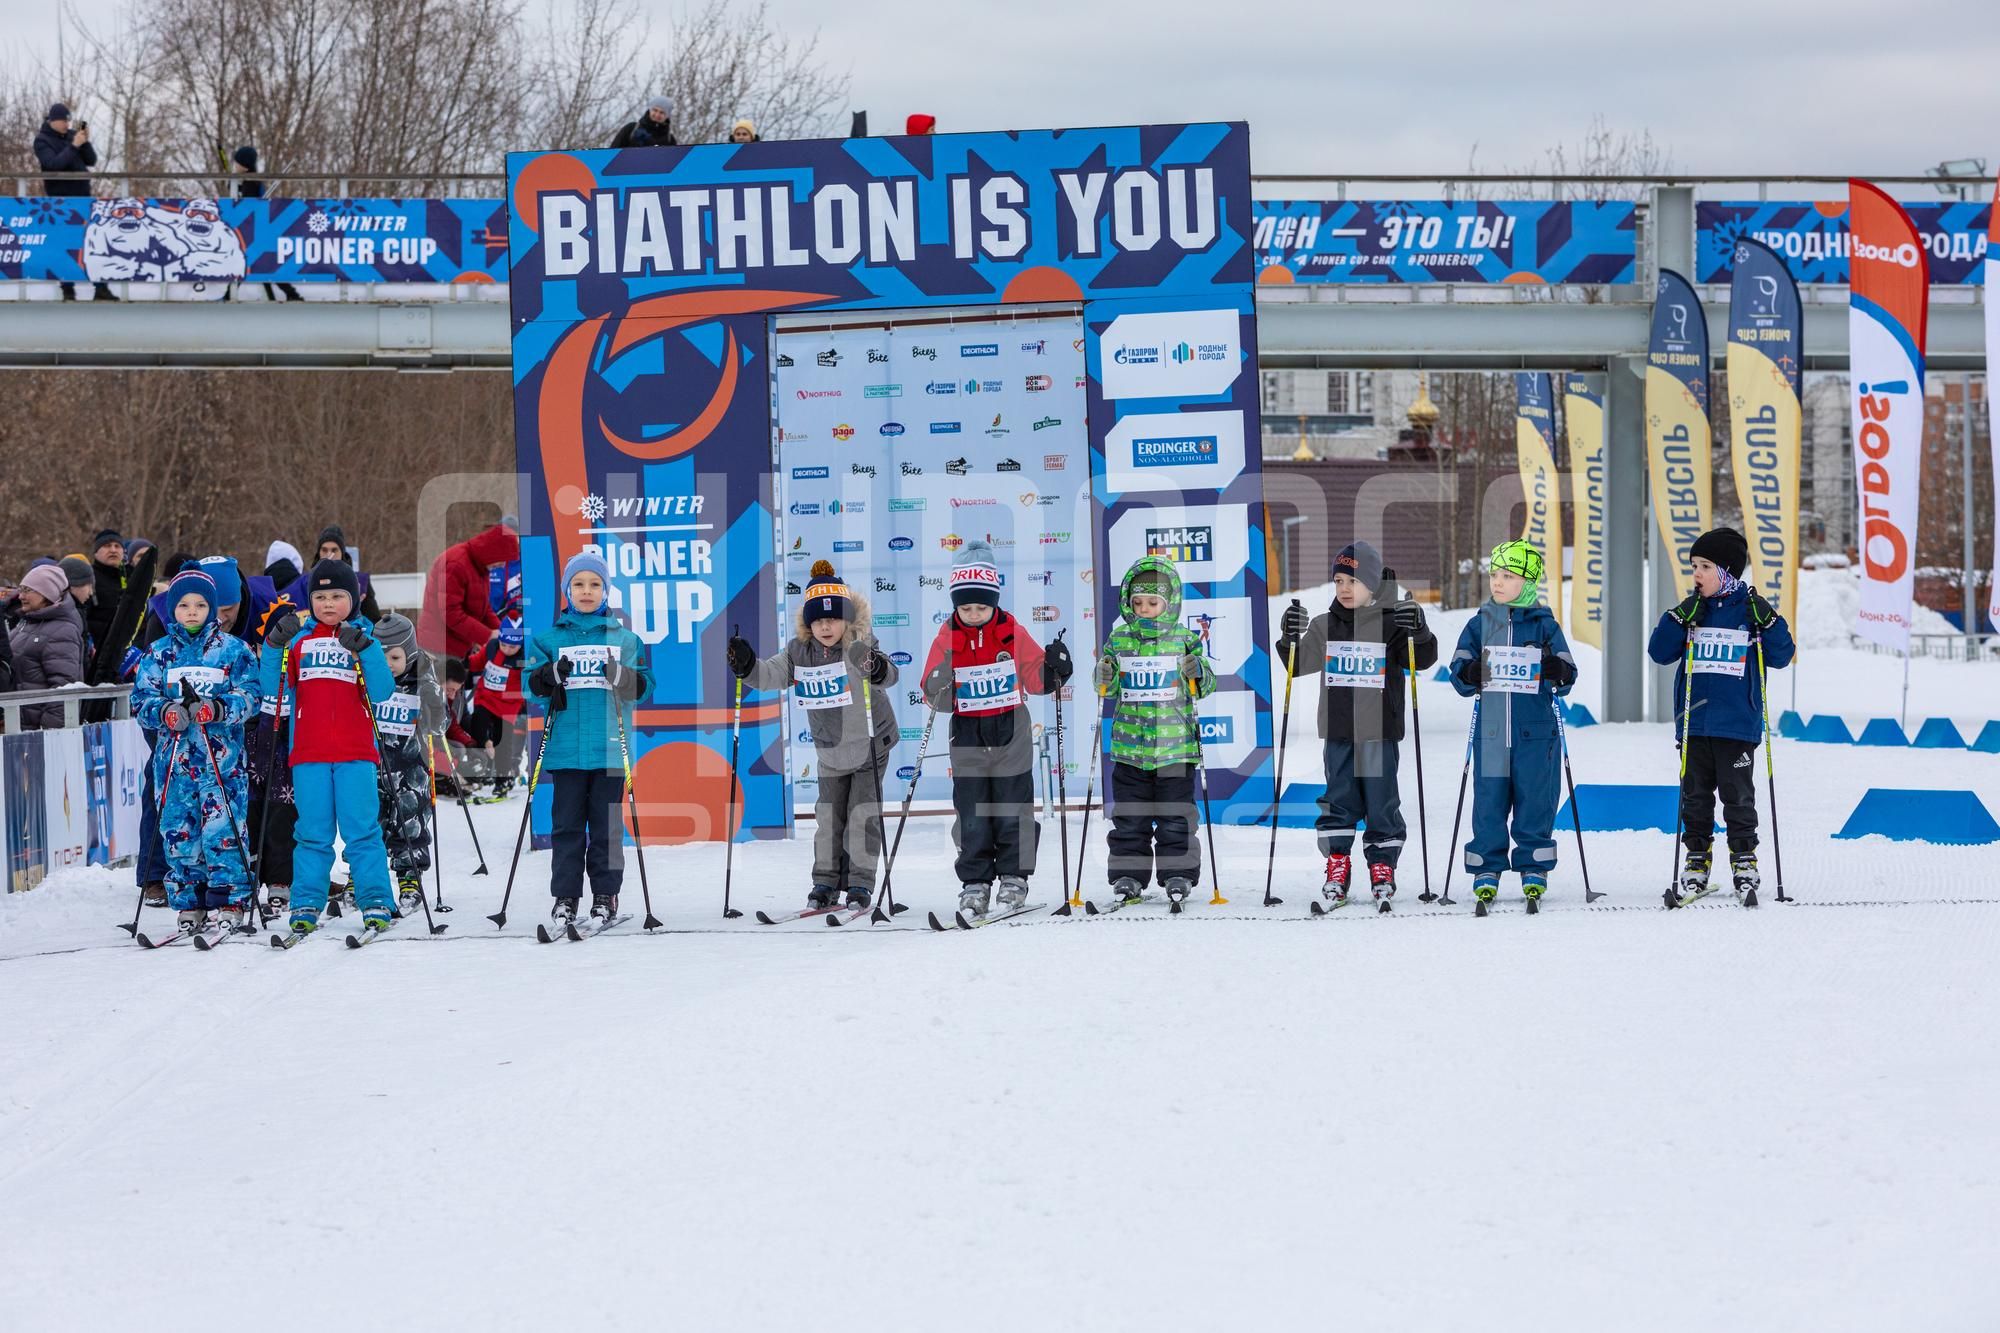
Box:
[7, 0, 1996, 180]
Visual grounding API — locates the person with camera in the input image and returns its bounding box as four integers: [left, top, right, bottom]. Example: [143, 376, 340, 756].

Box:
[32, 102, 117, 301]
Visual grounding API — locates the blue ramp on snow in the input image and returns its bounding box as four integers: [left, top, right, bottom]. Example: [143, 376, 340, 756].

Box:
[1562, 701, 1598, 727]
[1833, 789, 2000, 844]
[1798, 715, 1855, 744]
[1972, 721, 2000, 754]
[1910, 717, 1966, 749]
[1554, 784, 1679, 834]
[1855, 717, 1908, 747]
[1778, 710, 1806, 738]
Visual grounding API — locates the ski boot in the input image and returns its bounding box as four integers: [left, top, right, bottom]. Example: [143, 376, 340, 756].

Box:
[1472, 873, 1501, 917]
[1669, 851, 1713, 909]
[1110, 876, 1144, 908]
[288, 908, 320, 936]
[1521, 872, 1548, 916]
[958, 882, 992, 917]
[214, 905, 247, 934]
[361, 907, 393, 933]
[590, 894, 619, 921]
[1164, 876, 1193, 910]
[843, 888, 872, 911]
[551, 896, 580, 925]
[1368, 861, 1396, 912]
[265, 888, 289, 915]
[994, 875, 1030, 910]
[397, 875, 424, 916]
[1731, 852, 1760, 908]
[806, 885, 839, 911]
[1320, 853, 1352, 907]
[176, 908, 209, 938]
[490, 776, 517, 801]
[143, 882, 169, 908]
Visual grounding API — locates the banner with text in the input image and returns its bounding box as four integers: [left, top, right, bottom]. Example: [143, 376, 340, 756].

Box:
[1513, 372, 1565, 624]
[1724, 237, 1804, 630]
[1989, 174, 2000, 630]
[1562, 376, 1605, 649]
[1645, 269, 1713, 600]
[3, 720, 147, 893]
[1254, 200, 1635, 285]
[1698, 200, 1989, 285]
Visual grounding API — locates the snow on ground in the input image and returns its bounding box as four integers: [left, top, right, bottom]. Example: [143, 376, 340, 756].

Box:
[2, 569, 1999, 1331]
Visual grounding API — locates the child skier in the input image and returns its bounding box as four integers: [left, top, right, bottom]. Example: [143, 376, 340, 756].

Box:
[466, 615, 526, 798]
[1446, 539, 1576, 913]
[1646, 526, 1795, 905]
[373, 612, 447, 913]
[920, 540, 1073, 917]
[129, 566, 262, 937]
[247, 595, 300, 914]
[1274, 540, 1437, 909]
[1092, 554, 1215, 908]
[726, 560, 897, 911]
[523, 552, 652, 927]
[262, 559, 398, 938]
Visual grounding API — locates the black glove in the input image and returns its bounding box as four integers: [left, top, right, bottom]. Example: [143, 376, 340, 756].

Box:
[1541, 648, 1577, 689]
[1043, 637, 1073, 690]
[1454, 655, 1485, 691]
[1280, 600, 1310, 640]
[922, 662, 953, 710]
[865, 650, 889, 684]
[610, 660, 644, 701]
[547, 681, 569, 714]
[265, 610, 302, 646]
[336, 622, 371, 656]
[557, 656, 574, 679]
[1748, 591, 1778, 630]
[1667, 593, 1700, 628]
[726, 635, 755, 679]
[1388, 600, 1428, 636]
[528, 662, 559, 697]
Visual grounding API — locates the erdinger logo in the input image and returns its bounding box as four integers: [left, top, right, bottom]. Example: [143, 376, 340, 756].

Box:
[1856, 377, 1914, 581]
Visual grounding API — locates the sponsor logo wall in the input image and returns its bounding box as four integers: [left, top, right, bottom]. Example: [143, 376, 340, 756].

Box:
[3, 720, 148, 892]
[775, 317, 1089, 808]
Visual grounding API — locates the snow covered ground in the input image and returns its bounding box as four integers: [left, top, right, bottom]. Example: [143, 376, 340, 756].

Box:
[3, 567, 1998, 1331]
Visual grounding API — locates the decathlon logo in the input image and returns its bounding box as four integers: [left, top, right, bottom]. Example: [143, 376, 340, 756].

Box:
[1199, 716, 1234, 744]
[791, 466, 830, 480]
[960, 343, 999, 357]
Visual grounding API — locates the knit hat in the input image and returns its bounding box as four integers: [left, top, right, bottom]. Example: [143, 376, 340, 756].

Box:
[232, 144, 259, 171]
[266, 539, 303, 574]
[498, 615, 526, 649]
[646, 95, 673, 118]
[1690, 527, 1749, 579]
[803, 560, 852, 626]
[163, 567, 218, 630]
[1332, 540, 1384, 593]
[950, 539, 1002, 608]
[92, 528, 122, 551]
[126, 537, 154, 560]
[562, 551, 611, 610]
[316, 525, 351, 562]
[48, 103, 71, 122]
[60, 556, 94, 590]
[1489, 539, 1545, 583]
[732, 118, 757, 139]
[194, 555, 243, 608]
[306, 557, 360, 609]
[375, 611, 418, 655]
[21, 563, 68, 606]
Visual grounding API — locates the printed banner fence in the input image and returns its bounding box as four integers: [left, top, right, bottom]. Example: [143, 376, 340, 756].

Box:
[1562, 376, 1606, 649]
[506, 122, 1272, 841]
[1645, 269, 1713, 600]
[1724, 236, 1804, 630]
[0, 197, 508, 285]
[1513, 372, 1565, 625]
[1698, 201, 1991, 285]
[1253, 200, 1635, 285]
[1987, 172, 2000, 631]
[1847, 181, 1930, 653]
[3, 719, 148, 892]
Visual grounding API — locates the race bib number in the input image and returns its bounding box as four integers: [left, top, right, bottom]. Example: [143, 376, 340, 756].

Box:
[1322, 640, 1387, 691]
[164, 665, 225, 697]
[793, 661, 852, 711]
[1484, 645, 1541, 694]
[1117, 654, 1178, 703]
[296, 637, 357, 684]
[376, 691, 421, 738]
[558, 644, 617, 692]
[481, 660, 511, 692]
[1690, 627, 1751, 677]
[260, 694, 291, 718]
[954, 660, 1019, 714]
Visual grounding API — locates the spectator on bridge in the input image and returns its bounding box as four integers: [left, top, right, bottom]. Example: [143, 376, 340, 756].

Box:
[10, 563, 87, 729]
[729, 118, 759, 144]
[33, 103, 117, 302]
[610, 96, 675, 149]
[419, 520, 520, 664]
[225, 145, 304, 304]
[86, 529, 126, 648]
[906, 113, 936, 136]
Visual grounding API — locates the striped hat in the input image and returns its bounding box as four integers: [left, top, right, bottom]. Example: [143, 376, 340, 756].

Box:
[950, 540, 1002, 608]
[163, 567, 220, 631]
[803, 560, 851, 625]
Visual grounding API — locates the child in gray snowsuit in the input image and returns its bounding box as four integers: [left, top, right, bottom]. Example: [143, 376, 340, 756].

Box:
[727, 561, 897, 911]
[372, 612, 446, 911]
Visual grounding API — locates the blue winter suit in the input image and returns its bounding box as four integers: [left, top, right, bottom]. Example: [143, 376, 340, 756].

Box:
[130, 618, 262, 908]
[1448, 601, 1575, 877]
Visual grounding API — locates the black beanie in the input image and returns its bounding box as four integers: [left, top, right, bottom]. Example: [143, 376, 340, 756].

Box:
[233, 144, 259, 171]
[1333, 540, 1384, 592]
[317, 525, 351, 562]
[307, 557, 360, 606]
[1690, 527, 1748, 579]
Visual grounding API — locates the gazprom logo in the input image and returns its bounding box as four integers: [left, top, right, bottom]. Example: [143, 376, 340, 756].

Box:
[1113, 344, 1160, 366]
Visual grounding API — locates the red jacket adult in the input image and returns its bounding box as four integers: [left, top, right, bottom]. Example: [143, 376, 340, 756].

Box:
[419, 524, 518, 662]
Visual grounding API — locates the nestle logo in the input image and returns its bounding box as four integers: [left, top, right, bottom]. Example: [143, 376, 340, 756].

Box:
[888, 536, 914, 551]
[880, 422, 905, 437]
[890, 651, 913, 665]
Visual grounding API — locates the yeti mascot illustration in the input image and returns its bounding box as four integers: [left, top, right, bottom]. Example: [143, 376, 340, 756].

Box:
[83, 197, 243, 282]
[156, 198, 245, 280]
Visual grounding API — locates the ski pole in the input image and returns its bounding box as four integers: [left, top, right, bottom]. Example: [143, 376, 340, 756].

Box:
[182, 680, 261, 931]
[1756, 634, 1790, 903]
[434, 738, 490, 875]
[1441, 697, 1479, 907]
[1554, 705, 1600, 902]
[489, 708, 555, 929]
[250, 646, 289, 921]
[612, 702, 662, 931]
[1382, 569, 1435, 904]
[1666, 633, 1695, 909]
[1262, 599, 1304, 908]
[1070, 693, 1103, 909]
[1052, 631, 1073, 916]
[857, 673, 902, 922]
[119, 730, 185, 937]
[877, 704, 938, 904]
[721, 655, 745, 919]
[1189, 619, 1226, 907]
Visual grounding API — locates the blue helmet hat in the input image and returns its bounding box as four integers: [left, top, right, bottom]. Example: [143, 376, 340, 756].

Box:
[194, 554, 244, 608]
[164, 568, 220, 632]
[561, 552, 612, 611]
[498, 615, 526, 648]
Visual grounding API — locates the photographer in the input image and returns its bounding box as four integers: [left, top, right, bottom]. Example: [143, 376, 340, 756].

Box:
[32, 102, 116, 301]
